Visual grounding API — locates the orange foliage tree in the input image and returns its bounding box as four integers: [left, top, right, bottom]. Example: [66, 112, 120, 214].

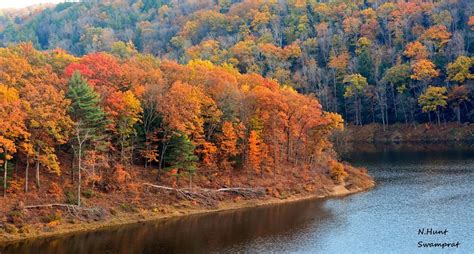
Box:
[0, 84, 29, 197]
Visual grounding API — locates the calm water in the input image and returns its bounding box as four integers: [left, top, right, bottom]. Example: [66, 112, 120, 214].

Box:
[1, 143, 473, 254]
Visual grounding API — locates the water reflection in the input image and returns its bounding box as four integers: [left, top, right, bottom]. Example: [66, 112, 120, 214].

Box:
[1, 198, 334, 254]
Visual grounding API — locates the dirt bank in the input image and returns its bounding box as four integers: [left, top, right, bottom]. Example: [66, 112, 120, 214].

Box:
[336, 123, 474, 142]
[0, 169, 374, 245]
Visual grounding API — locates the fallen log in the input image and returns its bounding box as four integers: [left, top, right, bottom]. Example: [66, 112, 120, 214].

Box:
[142, 183, 177, 191]
[143, 183, 265, 207]
[143, 183, 218, 207]
[25, 204, 80, 209]
[24, 203, 105, 217]
[215, 187, 265, 198]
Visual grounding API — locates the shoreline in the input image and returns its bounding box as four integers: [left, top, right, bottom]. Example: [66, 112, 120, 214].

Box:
[337, 123, 474, 143]
[0, 181, 374, 246]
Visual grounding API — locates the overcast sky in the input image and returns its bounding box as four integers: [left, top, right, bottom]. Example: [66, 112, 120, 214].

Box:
[0, 0, 64, 9]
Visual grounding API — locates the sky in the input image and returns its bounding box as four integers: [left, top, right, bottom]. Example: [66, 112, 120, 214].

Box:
[0, 0, 64, 9]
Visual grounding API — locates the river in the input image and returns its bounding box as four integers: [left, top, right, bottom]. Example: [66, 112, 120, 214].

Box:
[1, 143, 473, 253]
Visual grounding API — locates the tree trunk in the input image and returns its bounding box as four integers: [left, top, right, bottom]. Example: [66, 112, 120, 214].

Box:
[442, 112, 447, 128]
[35, 147, 40, 189]
[286, 127, 291, 162]
[371, 102, 375, 124]
[25, 154, 29, 192]
[14, 159, 17, 177]
[189, 174, 192, 190]
[71, 152, 75, 184]
[130, 135, 135, 165]
[3, 157, 7, 198]
[91, 155, 96, 190]
[380, 103, 386, 132]
[436, 111, 441, 126]
[158, 142, 168, 180]
[333, 72, 338, 112]
[456, 104, 461, 123]
[400, 98, 408, 124]
[120, 134, 125, 164]
[158, 144, 168, 170]
[77, 144, 82, 207]
[391, 86, 398, 121]
[356, 95, 362, 126]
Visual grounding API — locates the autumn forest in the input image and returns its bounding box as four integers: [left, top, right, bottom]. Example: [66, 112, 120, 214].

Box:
[0, 0, 472, 242]
[1, 0, 473, 126]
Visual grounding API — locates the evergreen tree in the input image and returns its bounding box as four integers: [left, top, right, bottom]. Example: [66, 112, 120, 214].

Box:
[357, 49, 374, 84]
[66, 71, 107, 206]
[164, 134, 198, 189]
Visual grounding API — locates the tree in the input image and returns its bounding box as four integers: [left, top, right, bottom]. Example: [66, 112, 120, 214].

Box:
[448, 85, 470, 123]
[469, 16, 474, 31]
[410, 59, 439, 81]
[64, 52, 125, 94]
[218, 121, 239, 169]
[328, 51, 350, 111]
[105, 90, 143, 165]
[418, 86, 448, 125]
[343, 74, 368, 126]
[447, 56, 474, 84]
[20, 82, 73, 191]
[164, 134, 198, 189]
[247, 130, 261, 175]
[156, 81, 210, 172]
[122, 55, 163, 168]
[0, 84, 29, 197]
[420, 25, 451, 51]
[356, 41, 374, 84]
[382, 64, 411, 123]
[66, 72, 107, 206]
[403, 41, 429, 60]
[446, 56, 473, 123]
[111, 41, 137, 60]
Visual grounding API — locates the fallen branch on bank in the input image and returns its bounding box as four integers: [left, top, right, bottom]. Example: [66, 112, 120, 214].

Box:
[143, 183, 265, 208]
[143, 183, 218, 207]
[24, 203, 105, 217]
[215, 187, 266, 198]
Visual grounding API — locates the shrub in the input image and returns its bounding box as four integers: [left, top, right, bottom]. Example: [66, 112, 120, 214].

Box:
[6, 179, 23, 194]
[65, 190, 77, 205]
[328, 159, 348, 183]
[7, 210, 24, 225]
[18, 224, 32, 234]
[48, 182, 64, 201]
[119, 203, 138, 213]
[82, 189, 94, 199]
[41, 211, 62, 224]
[4, 223, 18, 234]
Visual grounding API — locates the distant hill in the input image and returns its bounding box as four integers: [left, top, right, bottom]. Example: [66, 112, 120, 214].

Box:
[1, 0, 473, 124]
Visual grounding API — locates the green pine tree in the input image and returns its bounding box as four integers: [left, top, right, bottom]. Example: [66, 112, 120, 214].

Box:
[357, 49, 374, 85]
[165, 134, 198, 189]
[67, 72, 107, 131]
[66, 71, 108, 206]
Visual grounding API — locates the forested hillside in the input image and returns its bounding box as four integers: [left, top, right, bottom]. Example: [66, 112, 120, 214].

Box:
[0, 41, 378, 239]
[1, 43, 370, 209]
[1, 0, 473, 126]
